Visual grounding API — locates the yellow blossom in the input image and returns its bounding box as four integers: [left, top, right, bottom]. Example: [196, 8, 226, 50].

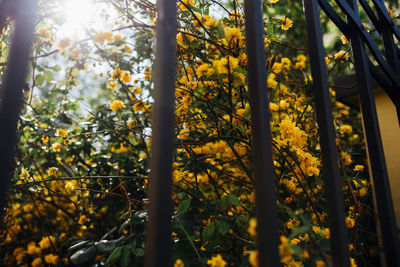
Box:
[110, 100, 126, 111]
[51, 143, 62, 152]
[44, 254, 59, 264]
[46, 167, 59, 177]
[121, 71, 131, 83]
[249, 250, 258, 267]
[20, 169, 29, 179]
[341, 35, 349, 44]
[31, 258, 43, 267]
[341, 151, 353, 166]
[280, 16, 293, 31]
[345, 216, 355, 228]
[93, 32, 113, 43]
[174, 259, 184, 267]
[339, 125, 352, 135]
[353, 165, 364, 172]
[39, 236, 55, 249]
[207, 254, 227, 267]
[316, 260, 326, 267]
[248, 218, 257, 237]
[107, 80, 118, 89]
[225, 27, 241, 43]
[56, 128, 67, 138]
[334, 50, 349, 60]
[78, 215, 87, 225]
[27, 242, 41, 255]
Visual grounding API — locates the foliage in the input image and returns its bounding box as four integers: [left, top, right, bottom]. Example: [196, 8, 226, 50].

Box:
[0, 0, 393, 266]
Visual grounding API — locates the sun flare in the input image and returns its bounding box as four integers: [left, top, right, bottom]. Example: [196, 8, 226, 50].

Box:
[58, 0, 99, 38]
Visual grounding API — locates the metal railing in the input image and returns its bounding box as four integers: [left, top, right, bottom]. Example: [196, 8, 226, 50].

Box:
[0, 0, 400, 266]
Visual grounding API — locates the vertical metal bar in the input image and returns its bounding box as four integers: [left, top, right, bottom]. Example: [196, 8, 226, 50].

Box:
[0, 0, 37, 221]
[243, 1, 280, 266]
[344, 0, 400, 264]
[144, 0, 177, 266]
[303, 1, 350, 266]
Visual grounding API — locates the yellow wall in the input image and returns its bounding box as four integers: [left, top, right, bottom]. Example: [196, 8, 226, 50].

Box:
[371, 88, 400, 226]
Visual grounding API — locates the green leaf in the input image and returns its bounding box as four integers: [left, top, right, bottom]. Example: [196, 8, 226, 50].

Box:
[106, 246, 122, 266]
[44, 70, 54, 81]
[120, 246, 132, 267]
[132, 247, 145, 257]
[70, 245, 96, 265]
[177, 198, 192, 214]
[71, 67, 80, 77]
[35, 74, 45, 86]
[228, 194, 241, 207]
[202, 222, 216, 241]
[221, 195, 229, 210]
[218, 221, 230, 235]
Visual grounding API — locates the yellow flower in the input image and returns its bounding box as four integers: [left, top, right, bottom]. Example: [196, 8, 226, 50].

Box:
[387, 8, 393, 18]
[341, 151, 353, 166]
[353, 165, 364, 172]
[179, 0, 194, 10]
[110, 100, 126, 111]
[213, 56, 239, 74]
[248, 218, 257, 237]
[44, 254, 59, 264]
[225, 27, 241, 43]
[112, 68, 122, 80]
[39, 236, 56, 249]
[339, 125, 352, 135]
[27, 242, 42, 255]
[269, 102, 279, 112]
[121, 71, 131, 83]
[334, 50, 349, 60]
[174, 259, 184, 267]
[207, 254, 227, 267]
[350, 257, 357, 267]
[107, 80, 118, 89]
[51, 143, 62, 152]
[56, 128, 67, 138]
[46, 167, 59, 177]
[280, 16, 293, 31]
[58, 38, 71, 51]
[316, 260, 326, 267]
[20, 169, 29, 179]
[341, 35, 349, 44]
[249, 250, 258, 267]
[269, 0, 279, 3]
[272, 62, 282, 74]
[281, 57, 291, 69]
[41, 135, 49, 144]
[345, 216, 355, 228]
[31, 258, 43, 267]
[196, 63, 210, 77]
[93, 31, 113, 43]
[78, 215, 87, 225]
[133, 101, 146, 112]
[124, 44, 131, 53]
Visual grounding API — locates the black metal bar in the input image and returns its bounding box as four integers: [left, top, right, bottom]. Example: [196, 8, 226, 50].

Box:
[144, 0, 177, 266]
[0, 0, 37, 221]
[371, 0, 400, 42]
[345, 0, 400, 264]
[303, 0, 350, 266]
[319, 0, 400, 108]
[243, 0, 280, 266]
[333, 0, 400, 92]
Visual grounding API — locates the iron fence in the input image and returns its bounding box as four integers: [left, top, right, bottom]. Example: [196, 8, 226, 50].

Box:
[0, 0, 400, 266]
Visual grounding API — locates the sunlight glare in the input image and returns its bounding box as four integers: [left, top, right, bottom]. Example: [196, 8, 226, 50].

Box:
[58, 0, 98, 39]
